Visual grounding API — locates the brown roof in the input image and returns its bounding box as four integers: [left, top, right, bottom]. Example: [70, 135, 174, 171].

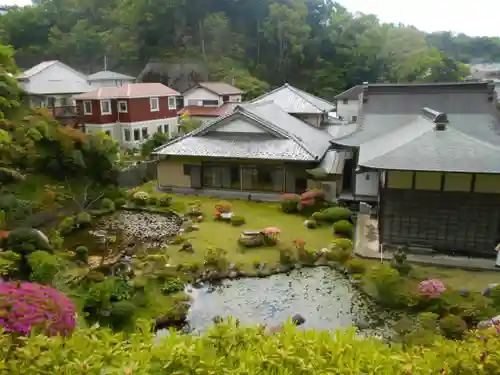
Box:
[195, 82, 243, 95]
[73, 83, 179, 100]
[178, 103, 238, 117]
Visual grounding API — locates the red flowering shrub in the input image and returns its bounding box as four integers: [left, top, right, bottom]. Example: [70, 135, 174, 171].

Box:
[298, 189, 325, 215]
[0, 282, 76, 336]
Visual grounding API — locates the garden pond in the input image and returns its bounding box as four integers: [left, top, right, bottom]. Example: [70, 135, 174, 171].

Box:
[162, 267, 399, 339]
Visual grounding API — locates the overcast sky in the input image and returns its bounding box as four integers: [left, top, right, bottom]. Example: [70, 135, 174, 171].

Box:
[2, 0, 499, 37]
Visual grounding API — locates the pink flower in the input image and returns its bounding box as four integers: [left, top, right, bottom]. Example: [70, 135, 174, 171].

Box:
[418, 279, 446, 298]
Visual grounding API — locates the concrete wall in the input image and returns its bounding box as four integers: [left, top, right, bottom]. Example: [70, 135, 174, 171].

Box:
[89, 78, 134, 89]
[336, 99, 359, 122]
[118, 161, 157, 188]
[157, 157, 200, 188]
[355, 171, 379, 197]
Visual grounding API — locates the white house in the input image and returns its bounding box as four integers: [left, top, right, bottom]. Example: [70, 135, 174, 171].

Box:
[182, 82, 243, 107]
[87, 70, 135, 89]
[17, 60, 92, 108]
[334, 85, 364, 123]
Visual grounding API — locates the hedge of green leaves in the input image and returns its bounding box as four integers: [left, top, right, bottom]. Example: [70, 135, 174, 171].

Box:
[1, 321, 500, 374]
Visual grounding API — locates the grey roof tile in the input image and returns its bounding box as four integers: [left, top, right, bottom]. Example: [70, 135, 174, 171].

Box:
[155, 101, 333, 161]
[334, 82, 500, 147]
[359, 115, 500, 173]
[251, 83, 334, 114]
[197, 82, 243, 95]
[334, 85, 364, 100]
[87, 70, 135, 81]
[318, 150, 345, 174]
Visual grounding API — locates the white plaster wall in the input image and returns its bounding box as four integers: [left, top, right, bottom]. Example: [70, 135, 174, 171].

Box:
[336, 100, 359, 123]
[20, 63, 91, 94]
[183, 87, 221, 107]
[84, 117, 179, 149]
[229, 94, 242, 102]
[355, 171, 379, 197]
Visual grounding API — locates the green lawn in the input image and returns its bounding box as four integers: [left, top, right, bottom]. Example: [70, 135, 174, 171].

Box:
[136, 182, 333, 273]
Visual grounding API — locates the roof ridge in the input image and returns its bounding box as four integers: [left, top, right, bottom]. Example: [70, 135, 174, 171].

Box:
[286, 84, 333, 111]
[448, 126, 500, 152]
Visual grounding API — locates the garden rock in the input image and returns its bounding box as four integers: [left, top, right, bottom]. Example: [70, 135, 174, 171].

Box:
[477, 315, 500, 330]
[291, 314, 305, 326]
[179, 243, 194, 253]
[483, 283, 499, 297]
[229, 271, 238, 279]
[238, 231, 265, 248]
[220, 212, 233, 220]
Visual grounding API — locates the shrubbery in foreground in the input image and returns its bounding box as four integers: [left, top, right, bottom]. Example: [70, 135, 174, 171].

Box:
[1, 321, 500, 374]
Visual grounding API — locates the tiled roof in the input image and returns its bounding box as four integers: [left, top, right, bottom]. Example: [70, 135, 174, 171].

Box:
[334, 85, 364, 100]
[358, 109, 500, 173]
[333, 82, 500, 147]
[177, 102, 238, 117]
[251, 83, 334, 114]
[87, 70, 135, 81]
[196, 82, 243, 95]
[73, 83, 179, 100]
[155, 101, 333, 161]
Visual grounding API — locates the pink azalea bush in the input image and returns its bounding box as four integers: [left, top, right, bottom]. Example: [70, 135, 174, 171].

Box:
[0, 282, 76, 336]
[418, 279, 446, 299]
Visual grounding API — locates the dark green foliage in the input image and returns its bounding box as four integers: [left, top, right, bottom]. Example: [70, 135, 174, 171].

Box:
[75, 245, 89, 264]
[5, 228, 53, 255]
[332, 220, 353, 238]
[109, 300, 137, 330]
[157, 195, 172, 207]
[58, 216, 76, 235]
[114, 197, 127, 208]
[75, 212, 92, 227]
[279, 247, 296, 266]
[100, 198, 115, 211]
[140, 132, 169, 158]
[27, 250, 60, 284]
[439, 314, 468, 340]
[281, 194, 300, 213]
[230, 215, 245, 226]
[161, 277, 185, 294]
[313, 207, 352, 223]
[345, 259, 366, 274]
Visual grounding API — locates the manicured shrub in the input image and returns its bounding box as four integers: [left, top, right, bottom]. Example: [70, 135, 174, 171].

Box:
[366, 264, 415, 308]
[170, 201, 186, 213]
[27, 251, 60, 284]
[326, 246, 352, 264]
[214, 200, 232, 213]
[109, 300, 137, 330]
[304, 219, 318, 229]
[158, 194, 172, 207]
[162, 277, 185, 294]
[132, 191, 149, 205]
[439, 314, 468, 340]
[331, 238, 353, 251]
[280, 194, 300, 213]
[231, 215, 245, 226]
[75, 212, 92, 227]
[5, 228, 53, 254]
[345, 259, 366, 274]
[58, 216, 76, 235]
[279, 246, 296, 266]
[0, 282, 76, 336]
[333, 220, 354, 238]
[100, 198, 115, 211]
[204, 247, 228, 272]
[314, 206, 352, 223]
[114, 197, 127, 208]
[75, 245, 89, 264]
[148, 195, 158, 206]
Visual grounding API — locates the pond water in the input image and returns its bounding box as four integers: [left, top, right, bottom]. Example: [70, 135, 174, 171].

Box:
[175, 267, 398, 339]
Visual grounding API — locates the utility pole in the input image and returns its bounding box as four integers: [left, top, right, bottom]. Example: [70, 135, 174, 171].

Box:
[104, 56, 107, 71]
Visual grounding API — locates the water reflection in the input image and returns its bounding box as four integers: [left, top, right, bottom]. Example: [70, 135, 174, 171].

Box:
[183, 267, 396, 337]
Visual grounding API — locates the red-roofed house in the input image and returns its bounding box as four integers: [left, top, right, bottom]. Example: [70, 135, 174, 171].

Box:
[73, 83, 181, 149]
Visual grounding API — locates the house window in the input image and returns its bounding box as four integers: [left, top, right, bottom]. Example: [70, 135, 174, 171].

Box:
[100, 100, 111, 115]
[83, 101, 92, 115]
[202, 100, 219, 107]
[168, 96, 177, 110]
[124, 129, 131, 142]
[222, 95, 229, 103]
[60, 97, 69, 106]
[241, 166, 284, 192]
[352, 115, 357, 122]
[142, 127, 149, 139]
[133, 129, 140, 141]
[48, 97, 56, 107]
[150, 97, 159, 112]
[183, 165, 192, 176]
[163, 124, 169, 134]
[118, 101, 128, 113]
[202, 164, 241, 189]
[342, 99, 348, 104]
[157, 125, 162, 133]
